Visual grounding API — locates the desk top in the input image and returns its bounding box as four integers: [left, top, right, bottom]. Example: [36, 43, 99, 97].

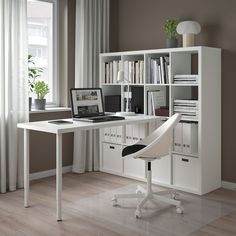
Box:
[17, 115, 159, 134]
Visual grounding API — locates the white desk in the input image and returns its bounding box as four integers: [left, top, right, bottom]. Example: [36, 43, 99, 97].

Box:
[17, 115, 158, 221]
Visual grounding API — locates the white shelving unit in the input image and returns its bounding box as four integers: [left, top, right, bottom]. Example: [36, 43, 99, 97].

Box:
[99, 46, 221, 195]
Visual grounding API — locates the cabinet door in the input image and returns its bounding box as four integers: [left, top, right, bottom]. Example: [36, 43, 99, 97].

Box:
[173, 154, 200, 191]
[102, 143, 122, 174]
[152, 155, 171, 185]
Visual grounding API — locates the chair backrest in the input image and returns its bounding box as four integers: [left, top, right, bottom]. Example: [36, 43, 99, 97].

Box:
[127, 114, 181, 160]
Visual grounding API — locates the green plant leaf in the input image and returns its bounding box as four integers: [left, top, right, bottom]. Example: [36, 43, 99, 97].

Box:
[163, 19, 178, 39]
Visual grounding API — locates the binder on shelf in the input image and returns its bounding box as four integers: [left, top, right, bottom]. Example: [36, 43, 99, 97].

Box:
[182, 122, 198, 154]
[104, 127, 110, 142]
[126, 125, 133, 144]
[139, 124, 146, 140]
[132, 124, 140, 143]
[174, 123, 183, 152]
[116, 126, 123, 144]
[110, 127, 117, 143]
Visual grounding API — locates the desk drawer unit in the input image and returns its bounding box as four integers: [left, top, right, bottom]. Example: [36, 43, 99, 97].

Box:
[102, 143, 122, 174]
[173, 154, 200, 192]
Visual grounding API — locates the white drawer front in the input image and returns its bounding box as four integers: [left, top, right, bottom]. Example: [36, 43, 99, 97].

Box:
[103, 143, 122, 173]
[152, 155, 171, 185]
[173, 154, 200, 191]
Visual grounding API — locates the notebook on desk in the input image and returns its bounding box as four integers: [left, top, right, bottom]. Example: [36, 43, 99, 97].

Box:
[70, 88, 125, 123]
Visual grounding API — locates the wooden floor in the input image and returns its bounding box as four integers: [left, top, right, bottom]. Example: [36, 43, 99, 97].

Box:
[0, 172, 236, 236]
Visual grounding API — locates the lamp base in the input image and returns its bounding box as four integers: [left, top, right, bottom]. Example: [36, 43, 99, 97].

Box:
[116, 111, 136, 116]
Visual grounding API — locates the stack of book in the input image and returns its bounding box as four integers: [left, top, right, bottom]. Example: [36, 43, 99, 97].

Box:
[173, 75, 198, 84]
[174, 99, 198, 121]
[123, 60, 144, 84]
[104, 60, 122, 84]
[147, 56, 170, 84]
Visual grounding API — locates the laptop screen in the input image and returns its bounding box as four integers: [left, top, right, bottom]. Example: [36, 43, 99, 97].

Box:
[70, 88, 104, 118]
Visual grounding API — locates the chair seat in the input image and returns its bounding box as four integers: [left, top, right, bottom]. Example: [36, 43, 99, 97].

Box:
[122, 144, 146, 157]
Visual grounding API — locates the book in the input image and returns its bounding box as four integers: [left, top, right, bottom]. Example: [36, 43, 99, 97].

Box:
[147, 90, 165, 115]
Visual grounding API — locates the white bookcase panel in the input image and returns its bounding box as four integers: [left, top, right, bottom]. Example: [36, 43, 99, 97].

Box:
[99, 46, 221, 195]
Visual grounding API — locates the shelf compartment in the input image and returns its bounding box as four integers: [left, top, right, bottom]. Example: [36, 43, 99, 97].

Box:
[173, 154, 200, 191]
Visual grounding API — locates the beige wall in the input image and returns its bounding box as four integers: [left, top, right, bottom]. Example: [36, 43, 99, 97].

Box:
[29, 112, 73, 173]
[110, 0, 236, 183]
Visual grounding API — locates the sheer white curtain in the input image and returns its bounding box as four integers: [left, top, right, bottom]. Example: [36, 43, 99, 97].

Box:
[73, 0, 109, 173]
[0, 0, 28, 193]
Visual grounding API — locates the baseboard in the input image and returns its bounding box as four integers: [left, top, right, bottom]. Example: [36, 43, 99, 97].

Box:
[221, 181, 236, 190]
[30, 166, 72, 181]
[30, 168, 236, 191]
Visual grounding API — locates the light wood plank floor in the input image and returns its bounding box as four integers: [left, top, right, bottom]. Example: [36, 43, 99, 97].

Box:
[0, 172, 236, 236]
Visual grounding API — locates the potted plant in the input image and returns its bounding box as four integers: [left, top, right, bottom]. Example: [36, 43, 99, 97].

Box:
[33, 81, 49, 110]
[163, 19, 178, 48]
[28, 55, 43, 110]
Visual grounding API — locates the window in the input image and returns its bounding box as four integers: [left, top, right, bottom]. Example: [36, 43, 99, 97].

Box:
[27, 0, 58, 105]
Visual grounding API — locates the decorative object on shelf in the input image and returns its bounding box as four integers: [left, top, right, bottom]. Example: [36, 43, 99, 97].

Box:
[163, 19, 178, 48]
[33, 81, 49, 110]
[28, 54, 43, 111]
[176, 21, 201, 47]
[116, 71, 135, 116]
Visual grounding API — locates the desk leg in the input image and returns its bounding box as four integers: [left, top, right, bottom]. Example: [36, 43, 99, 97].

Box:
[56, 133, 62, 221]
[24, 129, 29, 208]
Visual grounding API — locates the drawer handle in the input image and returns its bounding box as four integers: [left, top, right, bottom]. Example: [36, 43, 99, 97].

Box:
[110, 146, 115, 149]
[182, 158, 189, 162]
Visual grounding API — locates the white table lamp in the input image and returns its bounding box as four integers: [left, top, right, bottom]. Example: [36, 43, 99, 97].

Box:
[116, 71, 135, 116]
[177, 21, 201, 47]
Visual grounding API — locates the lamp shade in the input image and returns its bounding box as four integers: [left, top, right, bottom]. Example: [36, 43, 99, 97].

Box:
[177, 21, 201, 35]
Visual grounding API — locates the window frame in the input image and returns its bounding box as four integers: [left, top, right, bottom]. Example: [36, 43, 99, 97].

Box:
[28, 0, 59, 107]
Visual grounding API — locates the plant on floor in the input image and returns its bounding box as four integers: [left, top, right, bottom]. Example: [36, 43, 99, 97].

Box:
[163, 19, 178, 48]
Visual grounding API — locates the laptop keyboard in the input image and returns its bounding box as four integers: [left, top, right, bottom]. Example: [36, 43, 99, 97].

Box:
[89, 115, 125, 122]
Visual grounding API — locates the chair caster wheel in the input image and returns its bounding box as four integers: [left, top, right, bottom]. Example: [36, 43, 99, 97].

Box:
[112, 197, 118, 206]
[176, 206, 184, 214]
[171, 193, 179, 200]
[135, 189, 142, 194]
[135, 209, 142, 218]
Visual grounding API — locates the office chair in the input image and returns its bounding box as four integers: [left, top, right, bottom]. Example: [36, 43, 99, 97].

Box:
[112, 113, 184, 218]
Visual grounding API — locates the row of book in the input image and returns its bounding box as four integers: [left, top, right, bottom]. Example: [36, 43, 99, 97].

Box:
[104, 61, 122, 84]
[174, 99, 198, 121]
[173, 75, 198, 84]
[123, 60, 144, 84]
[174, 121, 198, 154]
[103, 60, 144, 84]
[147, 56, 170, 84]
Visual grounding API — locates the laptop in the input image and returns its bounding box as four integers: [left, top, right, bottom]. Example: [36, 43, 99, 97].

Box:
[70, 88, 125, 123]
